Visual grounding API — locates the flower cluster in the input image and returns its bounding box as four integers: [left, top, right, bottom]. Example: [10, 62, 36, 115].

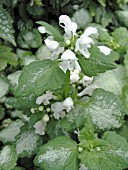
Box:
[38, 15, 98, 85]
[33, 15, 112, 136]
[32, 91, 74, 135]
[38, 15, 111, 85]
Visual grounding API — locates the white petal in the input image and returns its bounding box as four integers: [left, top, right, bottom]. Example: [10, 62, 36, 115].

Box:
[51, 102, 65, 120]
[59, 15, 71, 28]
[75, 61, 81, 72]
[45, 36, 59, 50]
[36, 96, 45, 105]
[59, 15, 77, 38]
[36, 91, 57, 105]
[59, 60, 77, 72]
[70, 70, 80, 83]
[51, 47, 64, 60]
[38, 26, 47, 33]
[83, 27, 98, 37]
[80, 36, 93, 44]
[82, 75, 93, 86]
[61, 49, 77, 60]
[79, 163, 89, 170]
[33, 119, 47, 135]
[80, 48, 91, 58]
[75, 38, 91, 58]
[71, 22, 78, 35]
[63, 97, 74, 112]
[98, 46, 112, 55]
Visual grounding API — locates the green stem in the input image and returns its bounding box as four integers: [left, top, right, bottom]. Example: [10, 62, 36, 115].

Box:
[64, 69, 70, 98]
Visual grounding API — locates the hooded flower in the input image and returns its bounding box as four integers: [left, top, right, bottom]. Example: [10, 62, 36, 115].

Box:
[70, 69, 80, 84]
[98, 46, 112, 55]
[75, 27, 98, 58]
[38, 26, 61, 59]
[51, 97, 74, 119]
[51, 102, 65, 120]
[33, 119, 47, 135]
[36, 91, 57, 105]
[38, 26, 52, 35]
[59, 15, 78, 39]
[44, 36, 59, 51]
[59, 49, 80, 72]
[63, 97, 74, 112]
[80, 75, 93, 87]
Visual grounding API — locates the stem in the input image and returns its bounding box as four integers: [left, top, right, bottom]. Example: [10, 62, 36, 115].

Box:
[64, 69, 70, 98]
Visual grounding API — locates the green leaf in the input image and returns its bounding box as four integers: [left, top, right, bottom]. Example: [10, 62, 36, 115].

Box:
[34, 136, 78, 170]
[36, 21, 64, 45]
[60, 104, 86, 132]
[124, 53, 128, 77]
[95, 7, 113, 27]
[78, 114, 94, 142]
[36, 45, 52, 60]
[78, 45, 117, 77]
[15, 128, 42, 158]
[79, 65, 127, 96]
[7, 71, 22, 94]
[72, 9, 92, 29]
[0, 145, 17, 170]
[116, 121, 128, 141]
[0, 120, 24, 144]
[0, 45, 18, 70]
[0, 58, 7, 71]
[112, 27, 128, 53]
[98, 0, 106, 7]
[85, 89, 124, 131]
[46, 119, 64, 139]
[97, 26, 112, 43]
[0, 106, 5, 120]
[117, 10, 128, 28]
[16, 60, 65, 97]
[0, 75, 9, 99]
[0, 7, 16, 46]
[17, 29, 42, 49]
[15, 94, 37, 111]
[79, 131, 128, 170]
[122, 85, 128, 115]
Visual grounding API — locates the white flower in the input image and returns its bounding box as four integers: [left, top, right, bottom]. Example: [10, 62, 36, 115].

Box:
[70, 69, 80, 84]
[63, 97, 74, 112]
[51, 47, 64, 60]
[59, 15, 78, 39]
[44, 36, 59, 51]
[78, 84, 98, 97]
[79, 163, 89, 170]
[75, 27, 98, 58]
[98, 46, 112, 55]
[51, 102, 65, 120]
[80, 75, 93, 87]
[38, 26, 51, 34]
[33, 119, 47, 135]
[36, 91, 57, 105]
[59, 50, 79, 72]
[51, 97, 74, 119]
[83, 27, 97, 37]
[61, 49, 77, 60]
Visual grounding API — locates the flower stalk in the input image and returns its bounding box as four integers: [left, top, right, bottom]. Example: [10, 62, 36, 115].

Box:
[64, 69, 70, 98]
